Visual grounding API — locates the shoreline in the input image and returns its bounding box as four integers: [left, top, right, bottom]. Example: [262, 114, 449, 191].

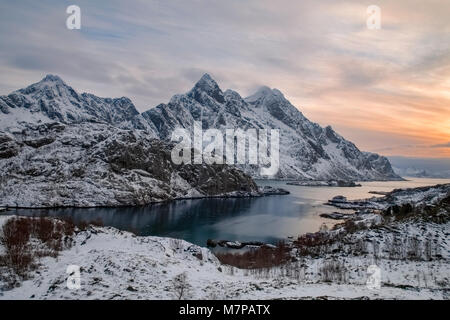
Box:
[5, 177, 449, 210]
[1, 183, 448, 299]
[0, 186, 290, 210]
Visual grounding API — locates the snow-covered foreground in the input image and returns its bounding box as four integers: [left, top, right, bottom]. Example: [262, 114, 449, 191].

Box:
[0, 214, 448, 300]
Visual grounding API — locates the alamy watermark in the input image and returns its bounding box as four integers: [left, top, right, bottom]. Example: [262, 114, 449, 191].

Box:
[66, 5, 81, 30]
[170, 122, 280, 176]
[66, 264, 81, 290]
[367, 5, 381, 30]
[366, 264, 381, 289]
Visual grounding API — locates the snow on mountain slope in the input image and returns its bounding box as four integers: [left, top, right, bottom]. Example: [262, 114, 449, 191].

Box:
[0, 121, 259, 208]
[0, 75, 156, 134]
[142, 74, 401, 181]
[0, 74, 400, 182]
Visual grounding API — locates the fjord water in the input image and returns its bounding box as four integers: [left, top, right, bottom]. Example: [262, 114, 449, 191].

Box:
[13, 178, 450, 247]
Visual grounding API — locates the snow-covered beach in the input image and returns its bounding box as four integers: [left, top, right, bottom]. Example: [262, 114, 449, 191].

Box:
[1, 183, 448, 300]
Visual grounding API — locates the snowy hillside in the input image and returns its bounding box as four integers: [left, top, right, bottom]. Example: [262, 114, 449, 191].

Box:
[0, 121, 260, 207]
[0, 184, 448, 299]
[0, 74, 401, 208]
[142, 74, 401, 181]
[0, 74, 400, 181]
[0, 76, 265, 207]
[1, 201, 448, 299]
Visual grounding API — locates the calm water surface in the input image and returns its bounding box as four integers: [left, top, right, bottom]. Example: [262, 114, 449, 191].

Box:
[12, 178, 450, 247]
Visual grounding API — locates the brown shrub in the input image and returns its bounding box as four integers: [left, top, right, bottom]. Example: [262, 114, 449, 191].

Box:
[296, 232, 330, 247]
[0, 218, 33, 252]
[88, 218, 104, 227]
[320, 260, 347, 283]
[35, 216, 54, 243]
[215, 241, 290, 269]
[338, 220, 368, 233]
[3, 250, 34, 276]
[0, 216, 75, 278]
[0, 217, 33, 276]
[294, 232, 339, 257]
[77, 220, 89, 231]
[75, 218, 103, 231]
[58, 216, 75, 236]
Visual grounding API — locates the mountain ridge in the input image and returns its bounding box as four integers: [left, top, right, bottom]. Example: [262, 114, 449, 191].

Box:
[0, 73, 402, 181]
[141, 74, 401, 181]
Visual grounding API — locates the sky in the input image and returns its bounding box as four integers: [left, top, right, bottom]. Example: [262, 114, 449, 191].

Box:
[388, 156, 450, 178]
[0, 0, 449, 159]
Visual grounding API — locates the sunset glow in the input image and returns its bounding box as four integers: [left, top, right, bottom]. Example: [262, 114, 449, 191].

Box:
[0, 0, 449, 158]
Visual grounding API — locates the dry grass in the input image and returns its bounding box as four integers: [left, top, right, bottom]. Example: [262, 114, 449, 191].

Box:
[215, 241, 290, 269]
[75, 217, 103, 231]
[319, 260, 348, 283]
[0, 216, 78, 281]
[0, 216, 108, 286]
[294, 232, 342, 257]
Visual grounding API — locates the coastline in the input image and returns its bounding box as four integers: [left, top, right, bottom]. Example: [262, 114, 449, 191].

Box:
[1, 182, 448, 299]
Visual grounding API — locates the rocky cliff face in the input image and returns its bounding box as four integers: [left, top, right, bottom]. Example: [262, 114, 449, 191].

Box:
[142, 74, 401, 181]
[0, 76, 259, 208]
[0, 73, 401, 209]
[0, 122, 258, 207]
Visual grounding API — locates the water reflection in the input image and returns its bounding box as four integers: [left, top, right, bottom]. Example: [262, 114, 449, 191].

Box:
[12, 178, 450, 246]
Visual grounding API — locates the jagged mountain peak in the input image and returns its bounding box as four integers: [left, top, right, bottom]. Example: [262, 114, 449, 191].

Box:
[245, 86, 285, 104]
[41, 74, 65, 83]
[193, 73, 220, 91]
[189, 73, 224, 103]
[33, 74, 70, 90]
[143, 76, 400, 181]
[17, 74, 73, 96]
[13, 74, 73, 99]
[1, 75, 140, 127]
[1, 75, 401, 181]
[197, 73, 215, 83]
[224, 89, 244, 100]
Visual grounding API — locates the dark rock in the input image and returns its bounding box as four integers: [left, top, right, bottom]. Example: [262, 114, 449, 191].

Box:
[320, 212, 352, 220]
[259, 185, 290, 195]
[206, 239, 217, 247]
[23, 137, 55, 148]
[329, 195, 347, 203]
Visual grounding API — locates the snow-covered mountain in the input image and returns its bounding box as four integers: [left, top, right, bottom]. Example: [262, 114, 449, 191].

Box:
[0, 75, 260, 207]
[0, 74, 401, 184]
[389, 157, 450, 179]
[0, 121, 260, 207]
[142, 74, 401, 180]
[0, 74, 155, 134]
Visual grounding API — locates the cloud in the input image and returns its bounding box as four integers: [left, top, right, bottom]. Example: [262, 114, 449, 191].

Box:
[431, 142, 450, 148]
[0, 0, 449, 158]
